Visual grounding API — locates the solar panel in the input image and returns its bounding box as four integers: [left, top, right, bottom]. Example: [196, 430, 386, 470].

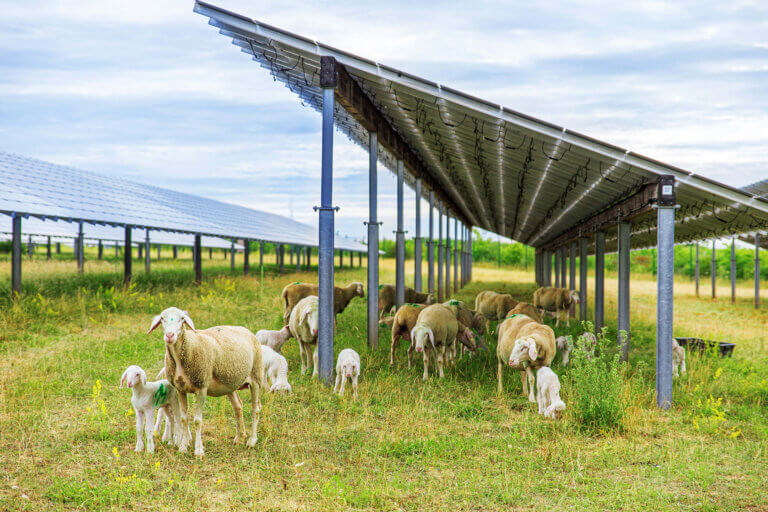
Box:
[0, 152, 365, 252]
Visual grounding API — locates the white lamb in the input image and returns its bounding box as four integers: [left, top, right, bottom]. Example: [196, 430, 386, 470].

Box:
[256, 325, 292, 353]
[673, 339, 687, 378]
[261, 345, 292, 393]
[333, 348, 360, 399]
[120, 365, 181, 453]
[555, 335, 573, 366]
[536, 367, 566, 419]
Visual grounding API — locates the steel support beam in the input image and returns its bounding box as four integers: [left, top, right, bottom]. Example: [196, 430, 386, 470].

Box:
[695, 243, 700, 296]
[11, 215, 21, 297]
[711, 239, 716, 299]
[414, 178, 422, 292]
[579, 237, 588, 321]
[124, 226, 132, 285]
[468, 226, 473, 282]
[279, 244, 285, 274]
[230, 240, 235, 270]
[173, 245, 178, 259]
[317, 58, 337, 386]
[306, 246, 311, 270]
[595, 231, 606, 332]
[453, 216, 459, 293]
[569, 242, 576, 291]
[115, 241, 119, 258]
[98, 240, 103, 260]
[428, 191, 435, 296]
[145, 230, 151, 274]
[194, 234, 202, 284]
[655, 177, 676, 410]
[77, 221, 84, 274]
[56, 242, 61, 254]
[554, 249, 560, 287]
[47, 236, 52, 260]
[395, 159, 406, 310]
[367, 131, 380, 349]
[617, 222, 631, 362]
[157, 244, 161, 260]
[437, 206, 444, 303]
[731, 237, 736, 303]
[560, 246, 567, 289]
[756, 234, 760, 309]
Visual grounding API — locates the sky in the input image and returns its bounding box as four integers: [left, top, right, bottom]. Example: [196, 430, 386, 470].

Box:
[1, 0, 767, 244]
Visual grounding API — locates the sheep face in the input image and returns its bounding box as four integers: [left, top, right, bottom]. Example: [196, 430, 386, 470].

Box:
[456, 328, 478, 351]
[302, 303, 319, 337]
[120, 365, 147, 388]
[510, 337, 537, 367]
[340, 360, 358, 379]
[425, 294, 435, 305]
[353, 282, 365, 298]
[270, 381, 292, 394]
[147, 307, 195, 344]
[411, 325, 434, 353]
[568, 290, 580, 305]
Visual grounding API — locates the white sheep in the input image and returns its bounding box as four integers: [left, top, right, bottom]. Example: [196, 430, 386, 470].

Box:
[673, 338, 687, 378]
[536, 367, 566, 419]
[147, 307, 266, 456]
[261, 345, 292, 393]
[555, 335, 573, 366]
[256, 325, 292, 353]
[288, 296, 320, 378]
[120, 365, 181, 453]
[334, 348, 361, 399]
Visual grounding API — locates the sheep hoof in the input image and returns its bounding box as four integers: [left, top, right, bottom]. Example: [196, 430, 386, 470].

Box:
[194, 449, 204, 457]
[246, 436, 258, 448]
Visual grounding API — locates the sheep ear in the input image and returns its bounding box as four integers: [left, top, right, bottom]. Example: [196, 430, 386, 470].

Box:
[527, 339, 538, 360]
[140, 371, 147, 386]
[120, 369, 129, 388]
[147, 315, 162, 335]
[181, 311, 196, 332]
[427, 327, 435, 347]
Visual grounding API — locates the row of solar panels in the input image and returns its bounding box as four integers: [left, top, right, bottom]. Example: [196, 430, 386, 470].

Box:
[0, 152, 365, 253]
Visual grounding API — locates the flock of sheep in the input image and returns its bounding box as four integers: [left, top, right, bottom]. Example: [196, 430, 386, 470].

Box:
[119, 281, 686, 457]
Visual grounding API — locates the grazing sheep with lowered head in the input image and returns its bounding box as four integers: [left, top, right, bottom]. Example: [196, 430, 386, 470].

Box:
[334, 348, 361, 399]
[288, 295, 320, 377]
[281, 282, 364, 324]
[533, 287, 580, 327]
[378, 284, 433, 318]
[475, 291, 518, 333]
[261, 345, 292, 393]
[536, 367, 566, 419]
[411, 304, 458, 380]
[389, 303, 427, 367]
[256, 325, 292, 353]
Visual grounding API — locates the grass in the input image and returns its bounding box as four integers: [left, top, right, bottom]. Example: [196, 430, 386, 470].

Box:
[0, 253, 767, 511]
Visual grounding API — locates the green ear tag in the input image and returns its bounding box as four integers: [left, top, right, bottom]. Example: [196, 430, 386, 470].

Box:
[292, 281, 301, 285]
[378, 284, 384, 290]
[505, 314, 520, 319]
[153, 383, 168, 407]
[449, 300, 460, 306]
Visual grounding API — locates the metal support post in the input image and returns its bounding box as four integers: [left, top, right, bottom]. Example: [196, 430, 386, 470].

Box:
[595, 231, 606, 332]
[445, 215, 451, 299]
[428, 191, 435, 295]
[11, 215, 21, 297]
[414, 178, 422, 292]
[453, 217, 459, 293]
[367, 131, 380, 349]
[617, 221, 631, 362]
[77, 221, 84, 274]
[731, 237, 736, 303]
[695, 243, 699, 296]
[756, 234, 760, 309]
[47, 236, 52, 260]
[145, 229, 151, 274]
[712, 239, 716, 299]
[655, 176, 676, 409]
[437, 206, 444, 302]
[579, 237, 588, 321]
[569, 242, 576, 290]
[124, 226, 132, 285]
[395, 159, 406, 310]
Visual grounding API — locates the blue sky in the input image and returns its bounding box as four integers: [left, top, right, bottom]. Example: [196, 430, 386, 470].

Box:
[1, 0, 767, 243]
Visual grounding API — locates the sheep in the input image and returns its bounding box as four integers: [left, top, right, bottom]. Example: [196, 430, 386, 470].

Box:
[536, 367, 566, 419]
[261, 345, 292, 393]
[389, 303, 427, 367]
[507, 302, 542, 323]
[475, 291, 518, 333]
[532, 287, 580, 327]
[256, 325, 293, 353]
[411, 304, 458, 380]
[442, 300, 483, 361]
[673, 338, 687, 378]
[119, 365, 181, 453]
[281, 282, 364, 324]
[152, 368, 191, 444]
[288, 295, 320, 377]
[378, 284, 434, 318]
[147, 307, 266, 456]
[555, 336, 573, 366]
[496, 314, 556, 402]
[334, 348, 361, 399]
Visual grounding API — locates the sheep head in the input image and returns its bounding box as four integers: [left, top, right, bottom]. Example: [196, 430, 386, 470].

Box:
[456, 328, 477, 351]
[568, 290, 580, 304]
[411, 325, 434, 353]
[120, 365, 147, 388]
[340, 360, 358, 379]
[148, 307, 196, 345]
[351, 282, 365, 298]
[270, 381, 292, 394]
[510, 337, 538, 367]
[425, 294, 435, 305]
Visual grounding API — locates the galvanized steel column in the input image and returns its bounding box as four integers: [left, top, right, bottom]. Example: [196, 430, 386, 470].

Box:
[655, 177, 676, 409]
[414, 179, 422, 292]
[98, 240, 103, 260]
[579, 237, 588, 321]
[305, 246, 310, 269]
[594, 231, 606, 333]
[77, 221, 84, 274]
[230, 240, 235, 270]
[124, 226, 132, 285]
[47, 236, 52, 260]
[244, 240, 251, 275]
[428, 192, 435, 295]
[395, 159, 406, 310]
[194, 234, 202, 284]
[317, 58, 337, 386]
[157, 244, 161, 260]
[569, 242, 576, 290]
[11, 215, 21, 297]
[560, 246, 567, 289]
[145, 229, 151, 274]
[468, 226, 473, 282]
[554, 249, 560, 287]
[279, 244, 285, 274]
[730, 237, 736, 303]
[173, 245, 178, 259]
[755, 234, 760, 309]
[695, 242, 700, 296]
[349, 250, 352, 267]
[711, 239, 716, 298]
[453, 217, 459, 293]
[367, 131, 380, 349]
[115, 241, 119, 258]
[617, 222, 631, 361]
[444, 214, 451, 299]
[437, 205, 444, 302]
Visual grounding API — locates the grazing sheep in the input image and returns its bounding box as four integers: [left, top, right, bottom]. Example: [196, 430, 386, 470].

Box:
[475, 291, 518, 333]
[673, 338, 687, 378]
[147, 307, 266, 456]
[555, 335, 573, 366]
[389, 303, 427, 367]
[442, 300, 483, 362]
[536, 367, 566, 419]
[334, 348, 361, 399]
[496, 315, 556, 402]
[120, 365, 181, 453]
[281, 282, 364, 324]
[261, 345, 292, 393]
[411, 304, 458, 380]
[507, 302, 542, 323]
[533, 287, 580, 327]
[288, 296, 320, 377]
[256, 325, 293, 353]
[378, 284, 434, 318]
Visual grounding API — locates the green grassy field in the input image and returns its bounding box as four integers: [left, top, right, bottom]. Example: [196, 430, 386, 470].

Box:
[0, 254, 766, 511]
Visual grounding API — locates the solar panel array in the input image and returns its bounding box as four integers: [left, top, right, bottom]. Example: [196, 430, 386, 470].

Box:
[195, 1, 768, 251]
[0, 152, 365, 252]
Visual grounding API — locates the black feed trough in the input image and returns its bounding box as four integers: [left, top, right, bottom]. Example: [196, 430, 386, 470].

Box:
[675, 337, 735, 358]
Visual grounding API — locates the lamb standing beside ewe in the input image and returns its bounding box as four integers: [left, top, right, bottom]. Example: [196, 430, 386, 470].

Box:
[496, 314, 556, 402]
[281, 282, 364, 324]
[334, 348, 361, 399]
[261, 345, 292, 393]
[288, 295, 321, 377]
[536, 367, 566, 419]
[389, 303, 427, 367]
[475, 291, 518, 333]
[148, 307, 266, 456]
[256, 325, 292, 353]
[411, 304, 458, 380]
[120, 365, 182, 453]
[532, 287, 580, 327]
[378, 284, 433, 318]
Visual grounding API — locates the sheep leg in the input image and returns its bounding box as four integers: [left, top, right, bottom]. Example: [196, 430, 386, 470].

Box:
[333, 372, 341, 394]
[339, 375, 346, 396]
[193, 389, 207, 457]
[525, 368, 536, 403]
[298, 341, 307, 374]
[144, 408, 156, 453]
[352, 374, 358, 400]
[422, 347, 430, 381]
[390, 333, 399, 366]
[227, 392, 244, 444]
[520, 371, 528, 398]
[407, 342, 414, 369]
[154, 408, 165, 438]
[436, 346, 445, 378]
[134, 409, 145, 453]
[159, 408, 171, 444]
[555, 308, 560, 328]
[312, 346, 319, 379]
[176, 393, 190, 452]
[247, 381, 261, 448]
[497, 361, 504, 394]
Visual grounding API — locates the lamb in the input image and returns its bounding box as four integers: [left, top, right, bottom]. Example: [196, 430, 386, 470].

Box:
[334, 348, 361, 399]
[536, 367, 566, 419]
[496, 314, 556, 402]
[256, 325, 292, 353]
[281, 282, 364, 324]
[120, 365, 181, 453]
[475, 290, 518, 333]
[389, 303, 427, 367]
[555, 336, 573, 366]
[673, 338, 687, 378]
[378, 284, 434, 318]
[147, 307, 266, 456]
[411, 304, 458, 380]
[288, 295, 320, 377]
[532, 287, 580, 327]
[507, 302, 542, 323]
[261, 345, 292, 393]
